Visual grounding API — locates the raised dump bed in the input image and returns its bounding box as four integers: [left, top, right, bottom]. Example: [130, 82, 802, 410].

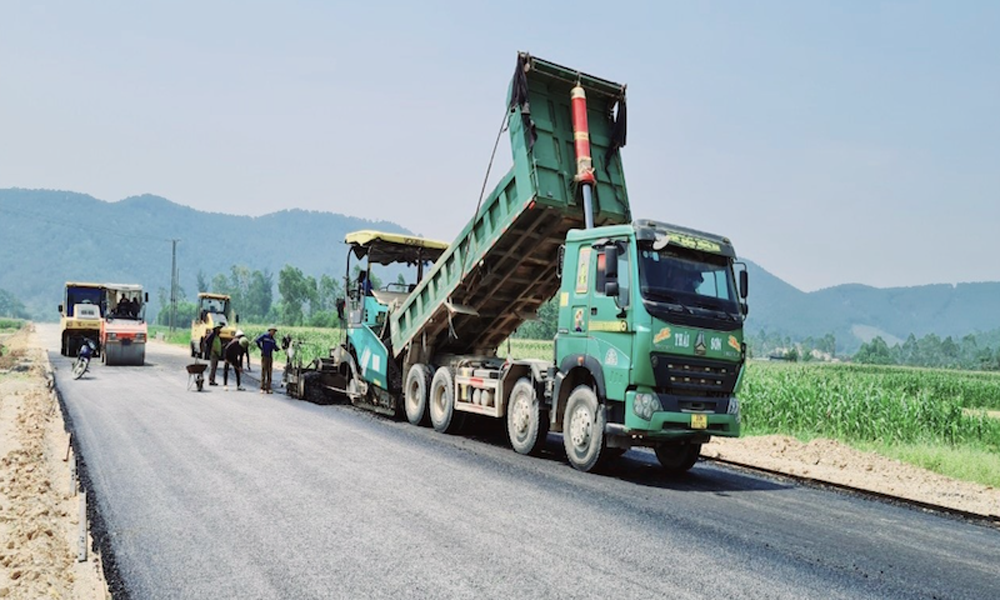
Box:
[391, 53, 632, 360]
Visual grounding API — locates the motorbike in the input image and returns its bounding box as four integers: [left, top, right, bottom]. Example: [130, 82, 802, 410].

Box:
[72, 338, 97, 380]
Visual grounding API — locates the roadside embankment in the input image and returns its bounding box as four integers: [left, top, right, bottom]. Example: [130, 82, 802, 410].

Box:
[0, 325, 109, 599]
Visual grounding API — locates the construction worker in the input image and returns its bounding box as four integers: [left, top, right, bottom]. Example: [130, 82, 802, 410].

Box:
[235, 330, 252, 371]
[222, 336, 250, 390]
[205, 323, 224, 386]
[254, 326, 281, 394]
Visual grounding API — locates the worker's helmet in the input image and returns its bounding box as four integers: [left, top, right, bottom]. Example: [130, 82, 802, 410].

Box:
[267, 325, 277, 332]
[235, 330, 244, 338]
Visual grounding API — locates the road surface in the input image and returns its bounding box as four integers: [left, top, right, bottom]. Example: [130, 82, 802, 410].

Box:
[44, 325, 1000, 599]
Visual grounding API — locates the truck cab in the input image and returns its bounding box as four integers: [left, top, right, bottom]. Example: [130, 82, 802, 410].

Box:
[555, 220, 748, 470]
[101, 284, 149, 366]
[58, 282, 105, 356]
[190, 293, 239, 358]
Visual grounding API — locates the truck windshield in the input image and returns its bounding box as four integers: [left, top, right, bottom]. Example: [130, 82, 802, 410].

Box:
[66, 287, 103, 317]
[637, 245, 739, 313]
[202, 298, 228, 314]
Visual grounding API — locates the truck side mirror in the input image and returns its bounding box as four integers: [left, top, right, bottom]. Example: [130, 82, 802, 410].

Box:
[235, 314, 240, 324]
[602, 245, 625, 308]
[145, 292, 150, 302]
[556, 245, 565, 279]
[58, 304, 64, 314]
[603, 246, 618, 279]
[739, 269, 748, 299]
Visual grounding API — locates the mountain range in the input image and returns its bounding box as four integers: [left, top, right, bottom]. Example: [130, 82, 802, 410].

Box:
[2, 188, 998, 354]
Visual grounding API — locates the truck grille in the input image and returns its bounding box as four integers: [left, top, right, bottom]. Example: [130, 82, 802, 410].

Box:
[650, 354, 739, 396]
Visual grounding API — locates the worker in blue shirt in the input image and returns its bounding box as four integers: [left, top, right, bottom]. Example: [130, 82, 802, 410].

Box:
[254, 326, 281, 394]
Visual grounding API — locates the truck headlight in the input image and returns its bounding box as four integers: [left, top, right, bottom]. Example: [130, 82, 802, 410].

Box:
[727, 397, 741, 424]
[632, 393, 662, 421]
[135, 333, 146, 342]
[107, 332, 117, 340]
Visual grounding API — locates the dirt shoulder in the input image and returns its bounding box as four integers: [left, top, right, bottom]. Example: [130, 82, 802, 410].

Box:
[0, 326, 108, 599]
[703, 436, 1000, 520]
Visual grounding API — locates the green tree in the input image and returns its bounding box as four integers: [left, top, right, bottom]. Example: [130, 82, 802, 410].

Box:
[210, 273, 230, 298]
[854, 336, 894, 365]
[316, 274, 343, 312]
[278, 265, 317, 325]
[196, 270, 209, 293]
[245, 269, 274, 321]
[514, 297, 558, 340]
[155, 286, 197, 327]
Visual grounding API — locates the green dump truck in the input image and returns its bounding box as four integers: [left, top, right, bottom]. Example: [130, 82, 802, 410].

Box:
[300, 52, 749, 473]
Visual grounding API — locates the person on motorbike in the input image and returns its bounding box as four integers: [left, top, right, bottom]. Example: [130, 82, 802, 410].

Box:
[73, 338, 97, 379]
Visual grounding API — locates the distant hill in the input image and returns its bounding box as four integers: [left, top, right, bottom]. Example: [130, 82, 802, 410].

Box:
[2, 188, 998, 354]
[0, 189, 405, 320]
[743, 260, 1000, 353]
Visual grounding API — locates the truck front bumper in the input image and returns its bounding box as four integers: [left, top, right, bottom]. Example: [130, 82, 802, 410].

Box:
[606, 391, 741, 447]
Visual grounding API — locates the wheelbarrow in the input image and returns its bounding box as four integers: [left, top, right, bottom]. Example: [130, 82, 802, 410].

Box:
[186, 362, 208, 391]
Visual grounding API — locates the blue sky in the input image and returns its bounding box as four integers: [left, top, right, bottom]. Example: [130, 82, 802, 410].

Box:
[2, 1, 997, 291]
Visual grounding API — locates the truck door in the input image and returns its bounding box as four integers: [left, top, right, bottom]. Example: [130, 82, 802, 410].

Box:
[556, 240, 634, 402]
[587, 240, 634, 402]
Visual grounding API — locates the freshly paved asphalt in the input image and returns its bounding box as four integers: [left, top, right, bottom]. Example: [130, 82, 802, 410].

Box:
[44, 325, 1000, 599]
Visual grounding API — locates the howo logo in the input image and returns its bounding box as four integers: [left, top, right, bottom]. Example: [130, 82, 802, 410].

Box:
[694, 332, 707, 356]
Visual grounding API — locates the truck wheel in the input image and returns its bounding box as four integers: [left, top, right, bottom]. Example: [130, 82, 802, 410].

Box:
[562, 385, 607, 472]
[404, 364, 432, 426]
[655, 443, 702, 473]
[429, 366, 463, 434]
[507, 377, 549, 455]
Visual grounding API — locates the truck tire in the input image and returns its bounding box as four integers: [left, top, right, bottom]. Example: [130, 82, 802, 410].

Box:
[404, 364, 432, 426]
[655, 443, 701, 473]
[429, 366, 464, 434]
[507, 377, 549, 455]
[562, 385, 607, 472]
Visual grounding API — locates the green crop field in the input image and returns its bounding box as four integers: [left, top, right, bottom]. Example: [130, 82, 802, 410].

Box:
[150, 324, 345, 362]
[743, 362, 1000, 445]
[742, 361, 1000, 487]
[151, 324, 1000, 486]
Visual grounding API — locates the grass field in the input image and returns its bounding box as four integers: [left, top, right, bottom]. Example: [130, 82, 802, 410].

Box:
[0, 318, 24, 332]
[150, 324, 1000, 486]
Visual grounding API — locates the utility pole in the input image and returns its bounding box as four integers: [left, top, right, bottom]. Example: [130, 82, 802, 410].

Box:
[170, 239, 179, 333]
